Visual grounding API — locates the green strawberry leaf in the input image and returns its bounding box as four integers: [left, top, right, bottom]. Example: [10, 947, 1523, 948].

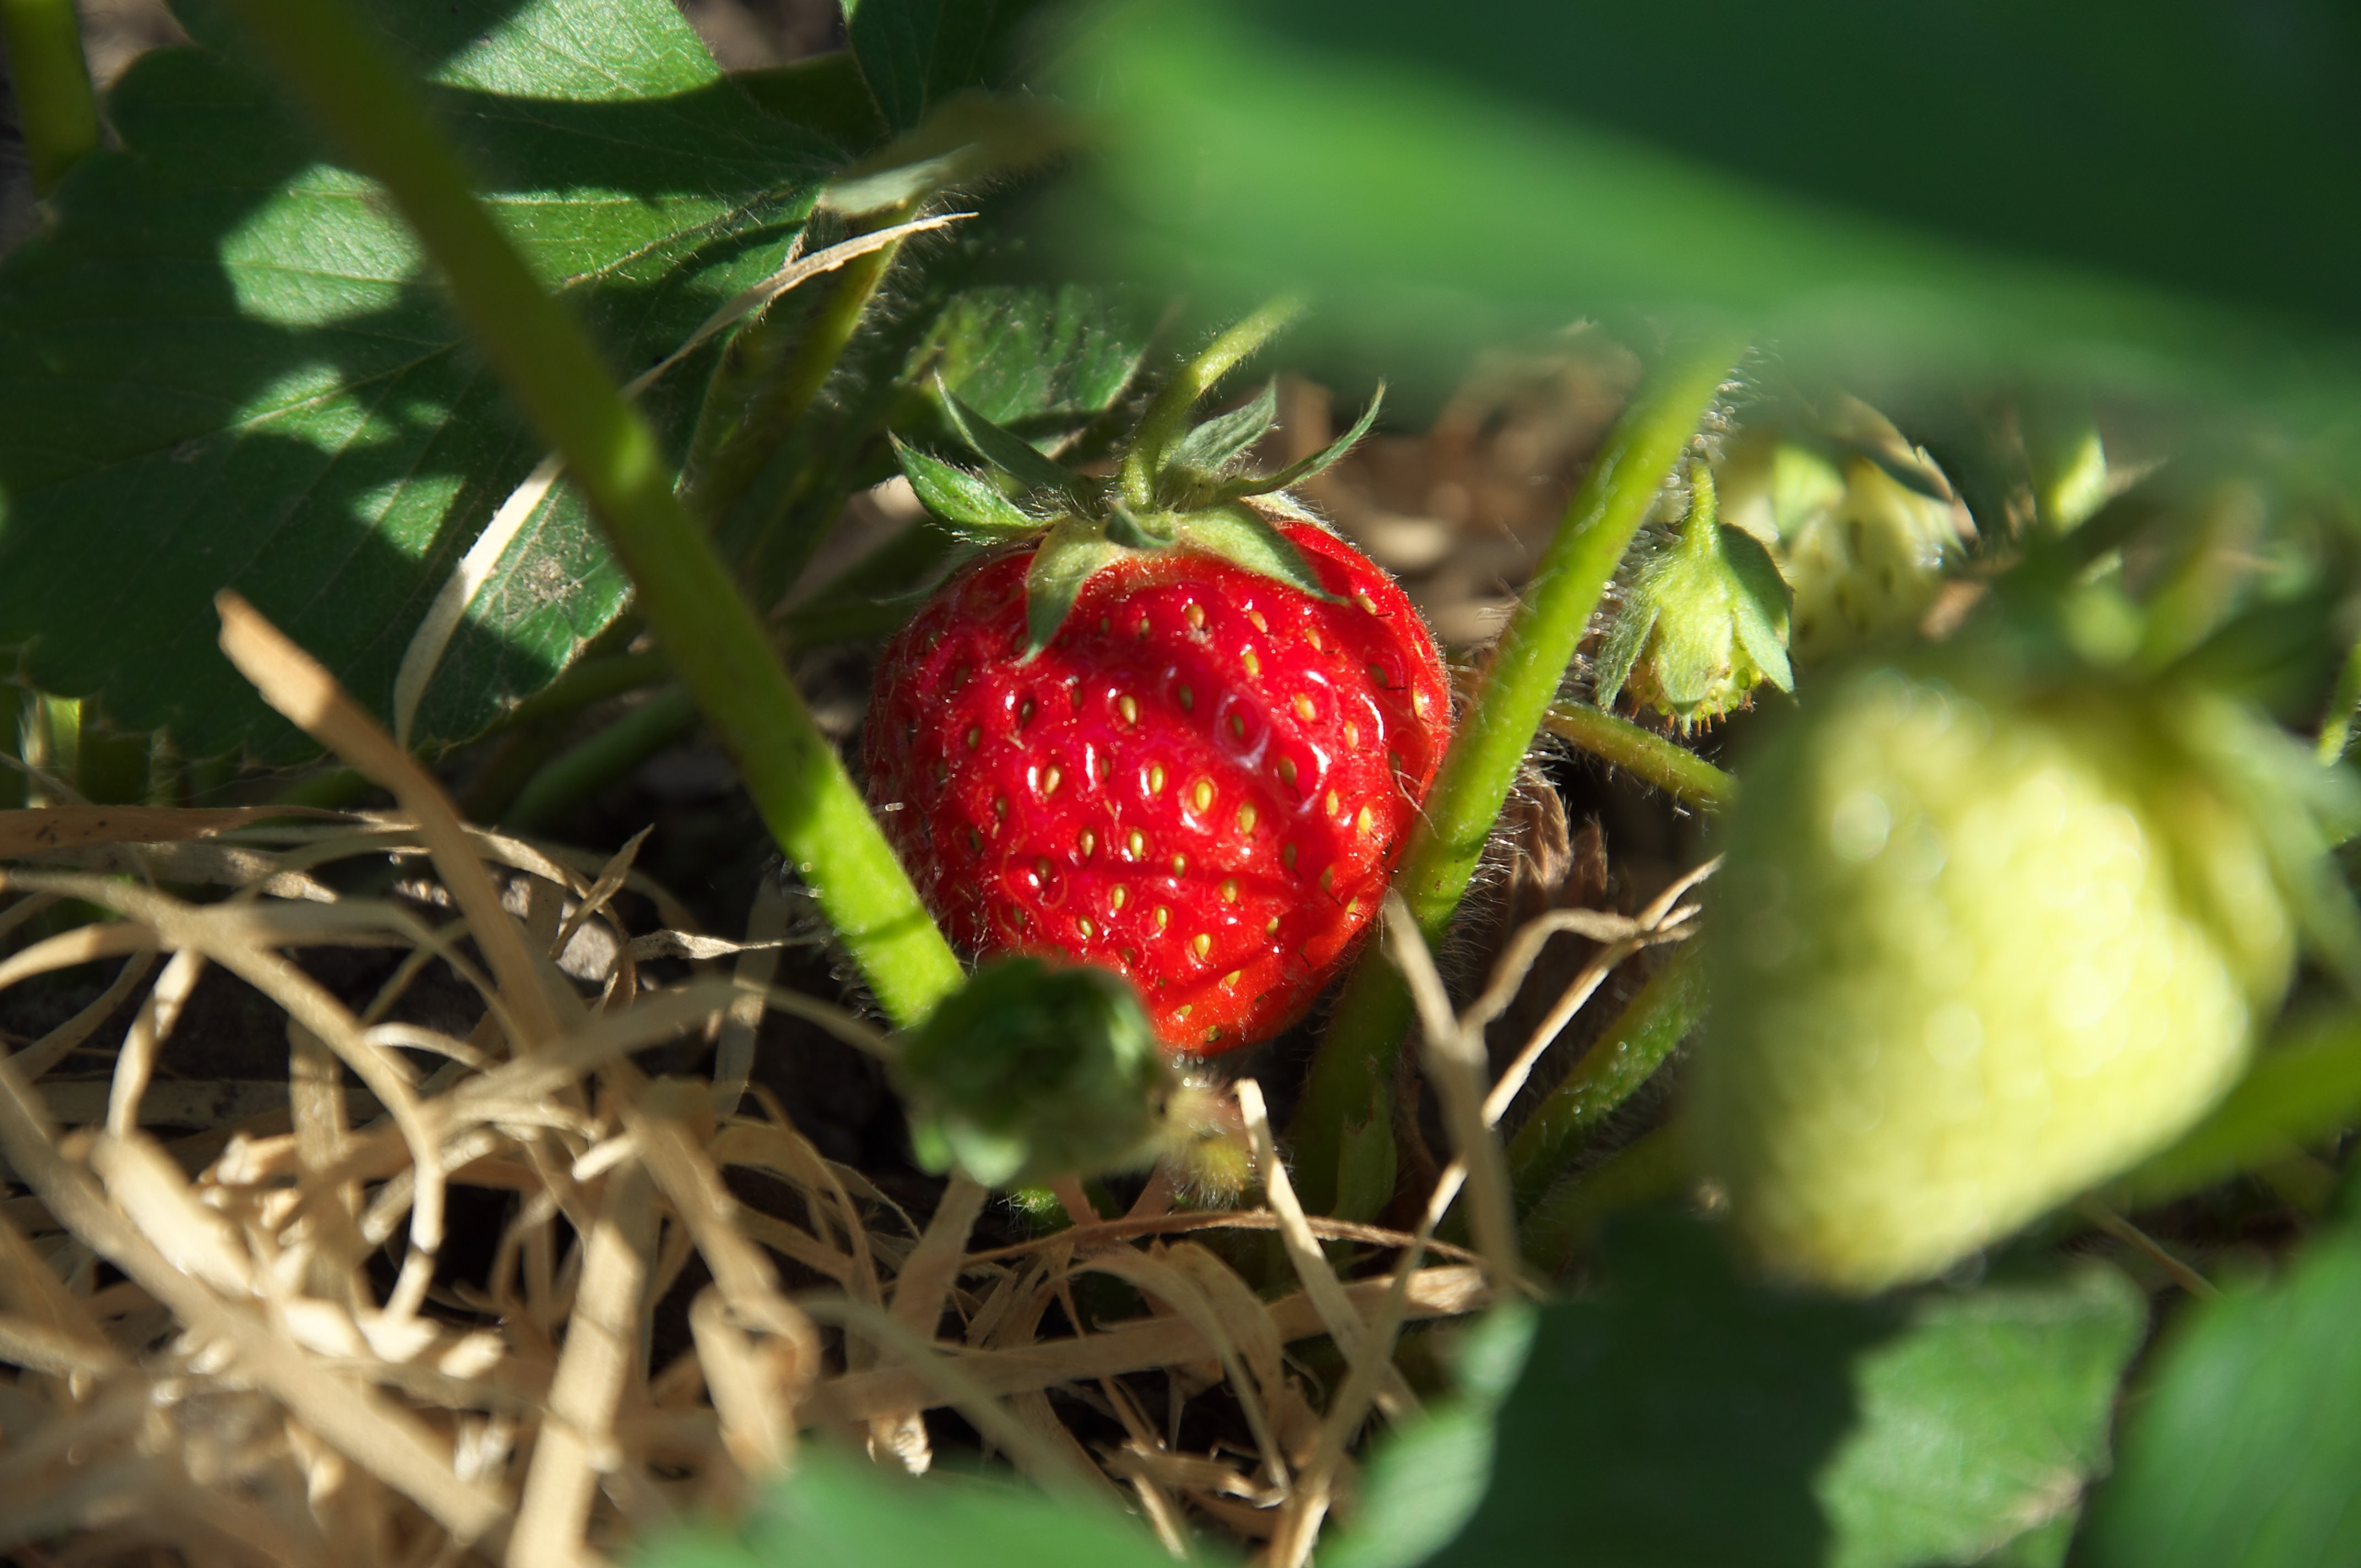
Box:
[733, 51, 893, 151]
[1429, 1216, 2145, 1568]
[1164, 377, 1279, 484]
[917, 283, 1160, 443]
[1591, 602, 1654, 711]
[942, 386, 1091, 502]
[1322, 1306, 1538, 1568]
[0, 0, 833, 758]
[845, 0, 1056, 135]
[1022, 519, 1134, 655]
[892, 438, 1041, 542]
[1226, 383, 1385, 498]
[1725, 526, 1797, 693]
[646, 1445, 1180, 1568]
[1168, 502, 1335, 602]
[2082, 1197, 2361, 1568]
[825, 90, 1079, 216]
[1073, 2, 2361, 404]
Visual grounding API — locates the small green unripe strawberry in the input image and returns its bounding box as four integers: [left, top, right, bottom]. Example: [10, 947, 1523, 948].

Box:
[895, 957, 1172, 1187]
[1719, 408, 1970, 665]
[1594, 465, 1794, 730]
[1698, 662, 2305, 1292]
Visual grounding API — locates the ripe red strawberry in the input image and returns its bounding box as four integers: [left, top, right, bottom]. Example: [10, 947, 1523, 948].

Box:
[862, 315, 1450, 1053]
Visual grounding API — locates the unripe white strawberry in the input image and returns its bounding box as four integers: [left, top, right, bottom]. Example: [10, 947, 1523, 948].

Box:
[1698, 662, 2302, 1292]
[1594, 465, 1794, 730]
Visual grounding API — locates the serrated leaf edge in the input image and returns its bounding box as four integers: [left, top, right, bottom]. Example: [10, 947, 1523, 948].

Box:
[1225, 383, 1385, 498]
[939, 383, 1087, 501]
[893, 436, 1041, 541]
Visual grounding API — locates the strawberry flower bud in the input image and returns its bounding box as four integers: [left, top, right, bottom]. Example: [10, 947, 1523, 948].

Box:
[895, 957, 1172, 1188]
[1594, 465, 1795, 730]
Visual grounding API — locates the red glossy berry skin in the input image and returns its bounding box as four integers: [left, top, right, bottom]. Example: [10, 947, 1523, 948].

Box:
[866, 519, 1451, 1054]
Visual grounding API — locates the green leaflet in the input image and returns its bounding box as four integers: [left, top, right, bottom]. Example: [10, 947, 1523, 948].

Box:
[1023, 519, 1134, 656]
[2082, 1200, 2361, 1568]
[1323, 1306, 1539, 1568]
[1224, 383, 1385, 497]
[0, 0, 836, 756]
[844, 0, 1055, 135]
[712, 270, 1160, 613]
[1725, 526, 1798, 692]
[1071, 1, 2361, 415]
[1591, 604, 1656, 712]
[892, 438, 1040, 541]
[1432, 1217, 2146, 1568]
[1164, 376, 1279, 484]
[942, 386, 1090, 500]
[1168, 503, 1334, 602]
[646, 1445, 1180, 1568]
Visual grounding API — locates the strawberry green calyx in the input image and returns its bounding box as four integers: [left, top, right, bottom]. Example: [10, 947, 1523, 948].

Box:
[1699, 654, 2357, 1292]
[1595, 465, 1794, 730]
[891, 308, 1381, 656]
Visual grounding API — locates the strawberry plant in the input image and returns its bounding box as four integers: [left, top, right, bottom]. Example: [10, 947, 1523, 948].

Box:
[6, 0, 2361, 1566]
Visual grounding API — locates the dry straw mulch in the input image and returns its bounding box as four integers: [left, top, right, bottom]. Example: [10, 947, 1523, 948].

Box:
[3, 594, 1694, 1568]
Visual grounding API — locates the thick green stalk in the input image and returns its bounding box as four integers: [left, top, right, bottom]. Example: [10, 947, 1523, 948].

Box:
[715, 217, 916, 602]
[495, 649, 668, 734]
[220, 0, 962, 1028]
[502, 688, 697, 834]
[1520, 1122, 1687, 1276]
[1506, 942, 1706, 1210]
[0, 0, 97, 193]
[1544, 701, 1736, 808]
[1288, 342, 1742, 1216]
[1120, 296, 1303, 507]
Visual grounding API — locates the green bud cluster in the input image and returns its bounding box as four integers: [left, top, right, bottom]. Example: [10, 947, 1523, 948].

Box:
[1594, 465, 1795, 731]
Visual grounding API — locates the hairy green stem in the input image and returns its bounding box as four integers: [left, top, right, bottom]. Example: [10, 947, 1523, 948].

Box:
[1544, 701, 1736, 808]
[1506, 941, 1706, 1210]
[502, 688, 697, 834]
[708, 210, 914, 603]
[1120, 296, 1303, 508]
[0, 0, 98, 193]
[1520, 1121, 1687, 1275]
[221, 0, 963, 1028]
[1288, 342, 1742, 1217]
[498, 650, 669, 733]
